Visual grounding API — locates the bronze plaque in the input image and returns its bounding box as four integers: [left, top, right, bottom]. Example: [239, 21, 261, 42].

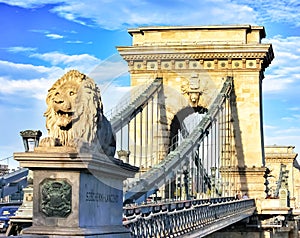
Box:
[41, 180, 72, 217]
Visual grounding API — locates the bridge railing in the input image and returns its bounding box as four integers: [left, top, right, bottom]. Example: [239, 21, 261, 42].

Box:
[0, 168, 28, 198]
[107, 77, 163, 132]
[123, 197, 256, 237]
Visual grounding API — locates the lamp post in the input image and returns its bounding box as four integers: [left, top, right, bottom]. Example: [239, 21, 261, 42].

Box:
[6, 131, 40, 235]
[20, 130, 42, 152]
[211, 167, 216, 198]
[263, 167, 271, 198]
[183, 165, 189, 200]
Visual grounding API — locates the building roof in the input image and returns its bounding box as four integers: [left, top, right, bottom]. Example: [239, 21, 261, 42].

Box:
[128, 25, 266, 38]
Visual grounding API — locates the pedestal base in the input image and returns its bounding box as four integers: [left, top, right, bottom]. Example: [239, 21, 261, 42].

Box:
[14, 151, 138, 238]
[22, 225, 131, 238]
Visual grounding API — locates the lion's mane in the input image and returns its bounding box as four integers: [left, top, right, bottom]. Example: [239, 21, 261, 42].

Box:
[40, 70, 115, 157]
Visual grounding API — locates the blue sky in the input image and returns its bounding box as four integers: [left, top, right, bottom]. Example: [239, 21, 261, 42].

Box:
[0, 0, 299, 169]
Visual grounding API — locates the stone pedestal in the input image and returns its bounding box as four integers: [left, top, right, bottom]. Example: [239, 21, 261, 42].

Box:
[6, 186, 33, 235]
[14, 150, 138, 238]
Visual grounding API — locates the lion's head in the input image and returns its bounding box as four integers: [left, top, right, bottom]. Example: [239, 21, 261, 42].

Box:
[42, 70, 103, 148]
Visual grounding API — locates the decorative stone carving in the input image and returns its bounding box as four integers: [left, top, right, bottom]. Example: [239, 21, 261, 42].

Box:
[41, 180, 72, 218]
[20, 130, 42, 138]
[181, 74, 204, 108]
[121, 52, 271, 62]
[39, 70, 116, 157]
[117, 150, 130, 163]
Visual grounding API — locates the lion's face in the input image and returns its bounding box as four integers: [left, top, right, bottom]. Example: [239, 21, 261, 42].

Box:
[42, 70, 107, 149]
[51, 80, 80, 129]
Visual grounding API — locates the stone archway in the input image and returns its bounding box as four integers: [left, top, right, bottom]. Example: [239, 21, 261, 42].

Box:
[165, 105, 208, 199]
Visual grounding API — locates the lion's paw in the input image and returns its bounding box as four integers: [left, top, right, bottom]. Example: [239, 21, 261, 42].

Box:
[68, 138, 93, 153]
[66, 138, 82, 148]
[39, 137, 61, 147]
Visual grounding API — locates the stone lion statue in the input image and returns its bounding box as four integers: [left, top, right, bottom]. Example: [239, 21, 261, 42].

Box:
[39, 70, 116, 157]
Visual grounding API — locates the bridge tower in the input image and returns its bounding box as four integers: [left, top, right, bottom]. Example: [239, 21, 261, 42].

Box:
[117, 25, 274, 199]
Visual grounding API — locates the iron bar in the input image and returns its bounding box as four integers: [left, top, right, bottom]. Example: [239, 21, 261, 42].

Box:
[134, 115, 137, 166]
[140, 110, 143, 169]
[202, 138, 205, 195]
[120, 120, 123, 149]
[127, 123, 130, 152]
[150, 96, 154, 168]
[156, 94, 160, 163]
[145, 101, 149, 169]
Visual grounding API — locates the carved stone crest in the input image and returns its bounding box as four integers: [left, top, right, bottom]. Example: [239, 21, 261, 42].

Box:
[181, 74, 203, 107]
[41, 180, 72, 218]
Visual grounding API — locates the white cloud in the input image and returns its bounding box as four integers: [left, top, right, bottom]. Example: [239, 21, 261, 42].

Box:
[264, 121, 300, 152]
[0, 0, 59, 8]
[281, 117, 295, 122]
[288, 107, 300, 111]
[46, 33, 64, 39]
[264, 124, 277, 130]
[0, 53, 129, 100]
[0, 60, 64, 99]
[66, 40, 83, 44]
[0, 0, 257, 30]
[231, 0, 300, 27]
[6, 46, 37, 53]
[4, 47, 103, 74]
[274, 127, 300, 135]
[0, 59, 61, 80]
[292, 114, 300, 120]
[51, 0, 258, 30]
[263, 76, 294, 93]
[0, 76, 53, 100]
[262, 35, 300, 93]
[264, 110, 300, 145]
[2, 0, 300, 29]
[265, 134, 300, 149]
[29, 52, 101, 73]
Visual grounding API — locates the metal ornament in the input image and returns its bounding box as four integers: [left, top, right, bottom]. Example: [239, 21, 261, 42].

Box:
[41, 180, 72, 218]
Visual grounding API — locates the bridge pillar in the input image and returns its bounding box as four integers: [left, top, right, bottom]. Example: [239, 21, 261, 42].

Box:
[118, 25, 274, 199]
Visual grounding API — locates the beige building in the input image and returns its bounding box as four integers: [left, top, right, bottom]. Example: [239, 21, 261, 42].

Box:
[265, 145, 300, 208]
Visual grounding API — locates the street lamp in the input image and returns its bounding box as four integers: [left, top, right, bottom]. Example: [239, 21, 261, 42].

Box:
[20, 130, 42, 152]
[211, 167, 216, 197]
[183, 165, 189, 200]
[8, 132, 38, 234]
[263, 167, 271, 198]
